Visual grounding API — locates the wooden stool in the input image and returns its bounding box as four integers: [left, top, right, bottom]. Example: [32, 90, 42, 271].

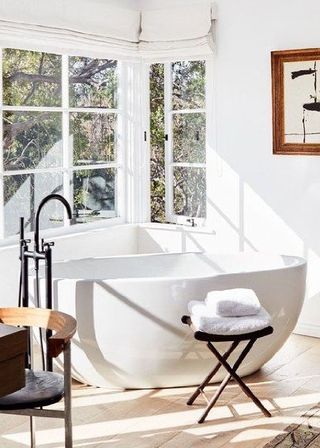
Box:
[181, 315, 273, 423]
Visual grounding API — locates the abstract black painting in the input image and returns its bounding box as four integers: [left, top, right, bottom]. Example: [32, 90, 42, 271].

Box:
[272, 48, 320, 155]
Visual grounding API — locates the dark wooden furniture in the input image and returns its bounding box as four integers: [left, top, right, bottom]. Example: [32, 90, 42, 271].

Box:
[181, 315, 273, 423]
[0, 307, 77, 448]
[0, 323, 27, 397]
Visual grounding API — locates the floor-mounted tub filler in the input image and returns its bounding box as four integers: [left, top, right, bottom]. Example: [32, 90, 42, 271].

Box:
[34, 251, 306, 389]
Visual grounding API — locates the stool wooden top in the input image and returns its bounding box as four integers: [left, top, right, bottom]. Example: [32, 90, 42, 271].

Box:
[181, 315, 273, 342]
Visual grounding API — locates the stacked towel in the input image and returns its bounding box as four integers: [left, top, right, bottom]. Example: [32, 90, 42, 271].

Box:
[187, 289, 271, 335]
[205, 288, 261, 317]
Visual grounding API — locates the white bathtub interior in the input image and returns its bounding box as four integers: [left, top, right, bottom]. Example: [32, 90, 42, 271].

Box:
[0, 223, 217, 308]
[51, 252, 302, 280]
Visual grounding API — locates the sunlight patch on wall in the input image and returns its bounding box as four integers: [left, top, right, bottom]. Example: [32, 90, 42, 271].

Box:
[244, 183, 304, 255]
[207, 153, 241, 252]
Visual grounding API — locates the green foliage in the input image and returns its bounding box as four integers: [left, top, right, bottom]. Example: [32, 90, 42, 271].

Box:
[150, 63, 166, 223]
[173, 112, 206, 163]
[3, 48, 62, 107]
[69, 56, 117, 108]
[172, 60, 205, 110]
[71, 112, 116, 165]
[3, 111, 62, 171]
[173, 167, 206, 217]
[73, 169, 115, 212]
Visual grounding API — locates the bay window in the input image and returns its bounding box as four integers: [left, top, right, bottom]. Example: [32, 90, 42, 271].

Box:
[0, 47, 210, 241]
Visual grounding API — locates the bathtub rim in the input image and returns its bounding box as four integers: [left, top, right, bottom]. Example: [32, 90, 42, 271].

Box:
[42, 251, 307, 283]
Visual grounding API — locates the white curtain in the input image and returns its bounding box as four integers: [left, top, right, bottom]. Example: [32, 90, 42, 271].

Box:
[0, 0, 215, 60]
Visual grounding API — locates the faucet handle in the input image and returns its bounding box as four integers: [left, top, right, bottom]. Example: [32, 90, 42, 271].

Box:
[186, 218, 196, 227]
[42, 239, 55, 251]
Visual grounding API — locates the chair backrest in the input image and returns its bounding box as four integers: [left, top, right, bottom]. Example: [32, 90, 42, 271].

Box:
[0, 307, 77, 358]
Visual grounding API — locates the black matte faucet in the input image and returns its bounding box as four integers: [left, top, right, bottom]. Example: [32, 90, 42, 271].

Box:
[34, 194, 73, 253]
[19, 193, 73, 372]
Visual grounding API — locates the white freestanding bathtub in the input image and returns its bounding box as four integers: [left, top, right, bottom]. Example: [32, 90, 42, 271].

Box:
[45, 252, 306, 389]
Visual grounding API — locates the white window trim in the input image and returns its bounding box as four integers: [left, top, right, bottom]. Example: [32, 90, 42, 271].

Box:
[0, 49, 126, 241]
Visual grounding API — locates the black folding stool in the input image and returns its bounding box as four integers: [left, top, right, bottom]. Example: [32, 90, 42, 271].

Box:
[181, 315, 273, 423]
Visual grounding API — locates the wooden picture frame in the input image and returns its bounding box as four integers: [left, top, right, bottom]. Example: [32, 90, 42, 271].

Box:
[272, 48, 320, 155]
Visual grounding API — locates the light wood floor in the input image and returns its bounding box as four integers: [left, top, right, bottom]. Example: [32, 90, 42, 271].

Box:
[2, 334, 320, 447]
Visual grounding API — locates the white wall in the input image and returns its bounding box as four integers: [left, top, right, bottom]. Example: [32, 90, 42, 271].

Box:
[138, 224, 217, 253]
[208, 0, 320, 336]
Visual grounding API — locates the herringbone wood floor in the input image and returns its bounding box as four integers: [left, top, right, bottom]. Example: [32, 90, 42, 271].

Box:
[1, 334, 320, 447]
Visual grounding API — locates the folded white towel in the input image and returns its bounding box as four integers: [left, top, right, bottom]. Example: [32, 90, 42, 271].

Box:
[205, 288, 261, 317]
[188, 300, 271, 335]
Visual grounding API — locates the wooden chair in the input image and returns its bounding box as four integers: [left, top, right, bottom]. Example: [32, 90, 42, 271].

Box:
[0, 307, 77, 448]
[182, 315, 273, 423]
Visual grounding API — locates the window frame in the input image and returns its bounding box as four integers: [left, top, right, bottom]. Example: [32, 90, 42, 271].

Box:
[146, 56, 212, 226]
[0, 49, 125, 241]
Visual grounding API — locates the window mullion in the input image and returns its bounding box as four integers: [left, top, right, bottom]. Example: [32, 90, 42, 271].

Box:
[171, 108, 206, 115]
[2, 106, 63, 112]
[0, 49, 4, 239]
[71, 162, 119, 171]
[3, 167, 65, 176]
[62, 54, 71, 226]
[68, 107, 119, 114]
[171, 162, 206, 168]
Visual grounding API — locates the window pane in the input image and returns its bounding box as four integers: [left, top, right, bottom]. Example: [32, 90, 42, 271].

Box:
[150, 63, 166, 223]
[172, 60, 205, 110]
[173, 112, 205, 163]
[70, 112, 116, 165]
[73, 168, 116, 221]
[69, 57, 117, 108]
[4, 172, 63, 237]
[3, 112, 62, 171]
[3, 48, 61, 107]
[173, 167, 206, 217]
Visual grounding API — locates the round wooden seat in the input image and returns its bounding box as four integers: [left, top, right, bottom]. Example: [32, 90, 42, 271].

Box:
[0, 370, 64, 410]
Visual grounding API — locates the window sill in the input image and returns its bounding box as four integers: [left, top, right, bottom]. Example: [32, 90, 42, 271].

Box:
[0, 217, 125, 250]
[139, 222, 216, 235]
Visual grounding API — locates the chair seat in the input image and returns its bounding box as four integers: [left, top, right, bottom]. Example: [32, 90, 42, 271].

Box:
[0, 370, 64, 410]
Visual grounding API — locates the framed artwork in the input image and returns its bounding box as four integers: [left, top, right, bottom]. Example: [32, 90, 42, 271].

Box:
[272, 48, 320, 155]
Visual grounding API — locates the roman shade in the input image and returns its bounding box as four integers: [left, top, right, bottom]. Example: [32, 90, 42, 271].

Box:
[140, 3, 215, 59]
[0, 0, 215, 59]
[0, 0, 140, 58]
